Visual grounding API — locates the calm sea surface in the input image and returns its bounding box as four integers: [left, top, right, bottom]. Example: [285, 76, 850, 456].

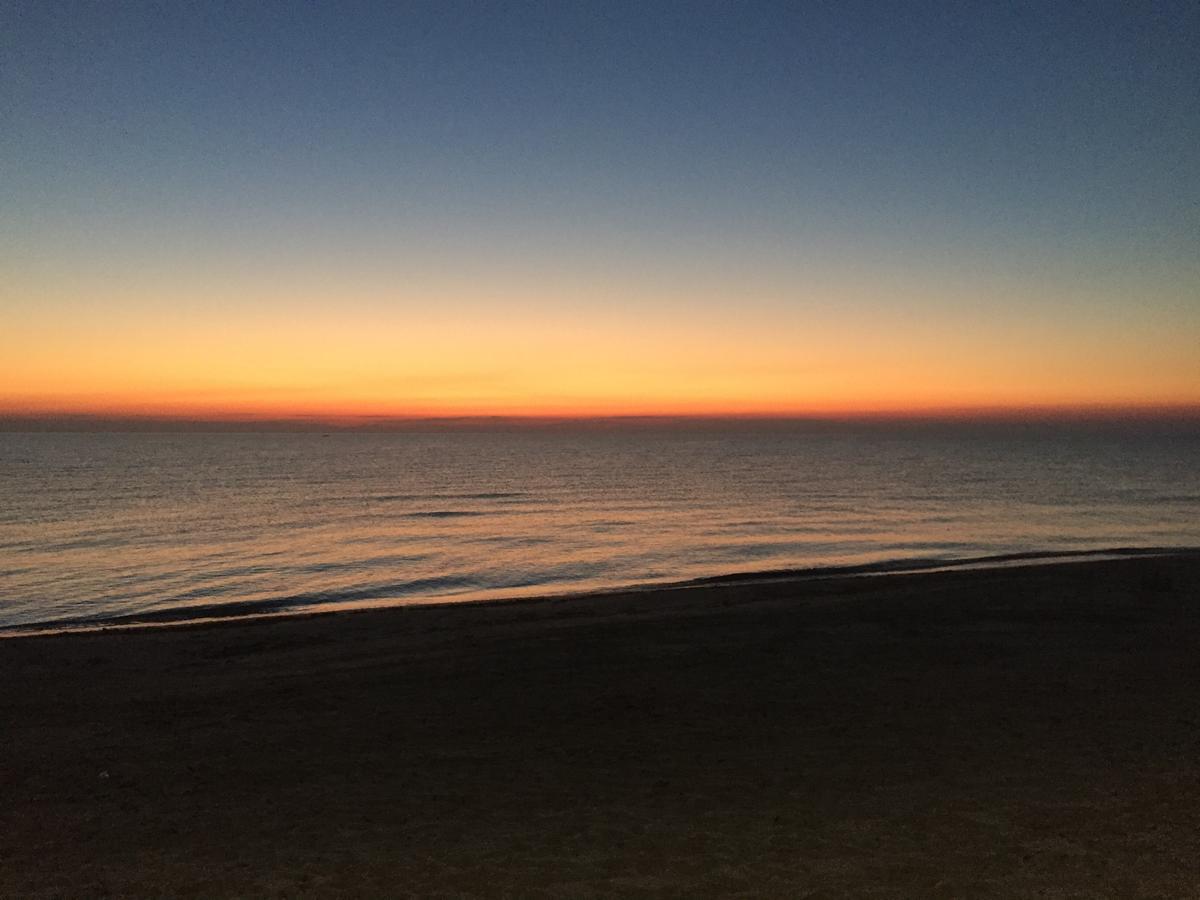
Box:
[2, 425, 1198, 629]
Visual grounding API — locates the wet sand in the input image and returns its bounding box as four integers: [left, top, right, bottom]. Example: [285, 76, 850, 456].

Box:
[3, 553, 1199, 897]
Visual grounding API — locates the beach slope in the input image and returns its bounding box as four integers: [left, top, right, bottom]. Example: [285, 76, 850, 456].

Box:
[3, 554, 1199, 897]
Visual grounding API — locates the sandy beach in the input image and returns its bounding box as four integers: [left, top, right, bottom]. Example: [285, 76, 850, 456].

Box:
[3, 552, 1199, 897]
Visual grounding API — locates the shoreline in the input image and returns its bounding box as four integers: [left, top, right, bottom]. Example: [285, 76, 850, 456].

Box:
[6, 544, 1199, 638]
[4, 551, 1199, 896]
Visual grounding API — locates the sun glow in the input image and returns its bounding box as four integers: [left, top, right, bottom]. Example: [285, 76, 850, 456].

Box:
[5, 276, 1197, 424]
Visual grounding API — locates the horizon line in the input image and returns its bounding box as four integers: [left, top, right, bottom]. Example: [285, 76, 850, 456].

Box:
[4, 404, 1200, 432]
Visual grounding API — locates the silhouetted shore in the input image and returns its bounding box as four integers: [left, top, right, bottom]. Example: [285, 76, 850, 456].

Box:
[3, 553, 1199, 896]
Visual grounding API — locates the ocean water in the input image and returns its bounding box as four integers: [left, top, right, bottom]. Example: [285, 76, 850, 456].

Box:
[1, 424, 1198, 629]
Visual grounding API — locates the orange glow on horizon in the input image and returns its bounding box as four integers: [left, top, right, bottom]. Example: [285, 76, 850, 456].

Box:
[5, 272, 1198, 424]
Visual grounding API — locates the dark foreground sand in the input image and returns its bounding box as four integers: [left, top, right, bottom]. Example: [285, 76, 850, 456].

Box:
[3, 554, 1199, 898]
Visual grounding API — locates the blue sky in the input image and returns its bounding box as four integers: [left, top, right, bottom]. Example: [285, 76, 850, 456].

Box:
[3, 1, 1198, 418]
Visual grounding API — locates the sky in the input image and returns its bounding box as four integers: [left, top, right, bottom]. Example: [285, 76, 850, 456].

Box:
[3, 0, 1198, 423]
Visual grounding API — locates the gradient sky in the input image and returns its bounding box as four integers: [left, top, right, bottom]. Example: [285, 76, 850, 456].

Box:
[3, 1, 1198, 421]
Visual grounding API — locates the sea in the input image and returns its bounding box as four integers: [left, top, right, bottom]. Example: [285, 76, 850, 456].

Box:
[2, 422, 1198, 630]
